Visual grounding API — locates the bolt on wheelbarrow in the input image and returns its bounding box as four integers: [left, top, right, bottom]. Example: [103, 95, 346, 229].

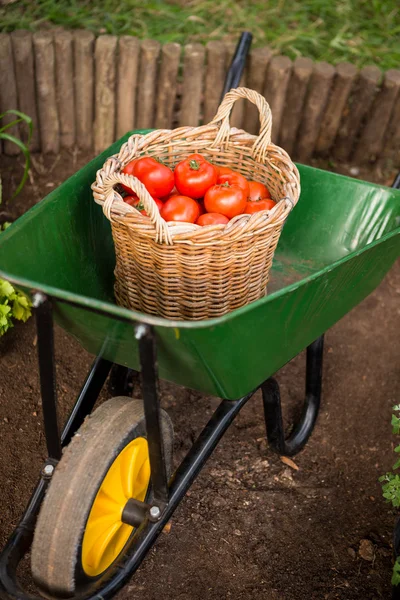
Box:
[1, 33, 400, 600]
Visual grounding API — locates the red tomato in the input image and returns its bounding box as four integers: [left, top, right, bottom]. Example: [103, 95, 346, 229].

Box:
[174, 154, 218, 199]
[123, 194, 139, 206]
[217, 171, 249, 196]
[120, 161, 137, 194]
[248, 180, 271, 201]
[197, 213, 229, 226]
[162, 186, 178, 201]
[160, 195, 200, 223]
[245, 198, 276, 214]
[122, 157, 174, 198]
[216, 166, 233, 177]
[204, 184, 247, 218]
[127, 196, 164, 216]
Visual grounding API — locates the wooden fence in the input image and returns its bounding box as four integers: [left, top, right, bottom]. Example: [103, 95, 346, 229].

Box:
[0, 30, 399, 167]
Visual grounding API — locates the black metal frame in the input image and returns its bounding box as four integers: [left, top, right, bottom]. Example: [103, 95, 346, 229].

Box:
[0, 291, 324, 600]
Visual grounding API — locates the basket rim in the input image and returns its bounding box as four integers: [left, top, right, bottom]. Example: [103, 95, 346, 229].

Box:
[92, 126, 300, 245]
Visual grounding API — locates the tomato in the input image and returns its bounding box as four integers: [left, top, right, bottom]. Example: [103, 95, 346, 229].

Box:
[248, 180, 271, 201]
[162, 186, 178, 201]
[160, 195, 200, 223]
[217, 171, 249, 196]
[204, 184, 247, 218]
[196, 213, 229, 226]
[126, 195, 164, 216]
[215, 166, 233, 177]
[244, 198, 276, 214]
[120, 160, 138, 194]
[122, 157, 174, 198]
[123, 194, 139, 206]
[174, 154, 218, 199]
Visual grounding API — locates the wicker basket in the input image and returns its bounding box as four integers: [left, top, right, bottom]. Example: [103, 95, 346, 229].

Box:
[92, 87, 300, 321]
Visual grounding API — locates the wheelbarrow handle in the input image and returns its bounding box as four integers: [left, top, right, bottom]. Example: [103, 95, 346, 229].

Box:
[220, 31, 253, 100]
[392, 172, 400, 190]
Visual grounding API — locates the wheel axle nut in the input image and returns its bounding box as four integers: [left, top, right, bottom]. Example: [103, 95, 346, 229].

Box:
[43, 464, 55, 477]
[149, 506, 161, 520]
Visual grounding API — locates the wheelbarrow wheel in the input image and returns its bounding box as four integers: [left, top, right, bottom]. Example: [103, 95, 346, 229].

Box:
[31, 396, 173, 598]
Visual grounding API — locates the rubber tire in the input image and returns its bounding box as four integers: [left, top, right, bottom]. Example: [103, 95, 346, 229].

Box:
[31, 397, 173, 598]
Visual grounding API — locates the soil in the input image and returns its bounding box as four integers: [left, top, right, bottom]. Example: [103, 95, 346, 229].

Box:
[1, 152, 400, 599]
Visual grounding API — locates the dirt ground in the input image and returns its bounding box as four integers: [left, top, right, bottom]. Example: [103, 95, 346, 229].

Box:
[1, 153, 400, 599]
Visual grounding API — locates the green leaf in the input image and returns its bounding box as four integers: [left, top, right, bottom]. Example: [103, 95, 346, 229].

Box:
[0, 109, 33, 146]
[0, 279, 14, 299]
[392, 414, 400, 434]
[393, 557, 400, 587]
[11, 291, 32, 322]
[0, 132, 30, 198]
[393, 458, 400, 470]
[0, 302, 12, 336]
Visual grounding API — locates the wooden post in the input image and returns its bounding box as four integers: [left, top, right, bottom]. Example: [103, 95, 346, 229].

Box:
[263, 55, 292, 143]
[354, 69, 400, 164]
[136, 39, 160, 130]
[295, 61, 335, 163]
[94, 35, 118, 154]
[33, 32, 60, 154]
[10, 30, 40, 152]
[203, 41, 226, 124]
[315, 62, 358, 155]
[54, 31, 75, 149]
[180, 43, 205, 127]
[74, 30, 95, 151]
[333, 66, 381, 162]
[155, 42, 181, 129]
[380, 94, 400, 166]
[279, 57, 313, 155]
[116, 36, 140, 139]
[0, 33, 19, 155]
[243, 47, 272, 135]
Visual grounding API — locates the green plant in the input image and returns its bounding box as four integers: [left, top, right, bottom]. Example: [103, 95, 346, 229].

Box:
[0, 279, 31, 335]
[0, 109, 32, 199]
[0, 109, 33, 336]
[379, 404, 400, 586]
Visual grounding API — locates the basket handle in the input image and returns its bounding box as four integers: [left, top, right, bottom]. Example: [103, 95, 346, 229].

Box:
[100, 171, 172, 245]
[209, 87, 273, 160]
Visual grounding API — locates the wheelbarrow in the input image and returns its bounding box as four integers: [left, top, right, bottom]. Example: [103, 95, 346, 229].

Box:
[1, 38, 400, 599]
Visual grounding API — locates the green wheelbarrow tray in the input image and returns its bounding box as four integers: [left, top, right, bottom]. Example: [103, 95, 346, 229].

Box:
[1, 131, 400, 400]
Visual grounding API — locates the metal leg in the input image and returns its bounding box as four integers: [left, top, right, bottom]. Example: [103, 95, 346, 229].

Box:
[136, 324, 169, 509]
[262, 335, 324, 456]
[0, 390, 254, 600]
[33, 293, 62, 461]
[108, 364, 137, 397]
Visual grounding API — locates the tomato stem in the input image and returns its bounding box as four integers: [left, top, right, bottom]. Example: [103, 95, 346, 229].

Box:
[189, 160, 200, 171]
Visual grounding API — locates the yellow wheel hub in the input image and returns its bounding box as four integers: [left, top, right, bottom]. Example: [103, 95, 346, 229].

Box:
[82, 437, 150, 577]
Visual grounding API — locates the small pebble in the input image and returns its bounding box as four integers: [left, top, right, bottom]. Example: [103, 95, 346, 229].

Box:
[350, 166, 360, 176]
[358, 539, 374, 562]
[347, 547, 356, 559]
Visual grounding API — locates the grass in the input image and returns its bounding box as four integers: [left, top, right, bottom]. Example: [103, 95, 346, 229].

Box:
[1, 0, 400, 70]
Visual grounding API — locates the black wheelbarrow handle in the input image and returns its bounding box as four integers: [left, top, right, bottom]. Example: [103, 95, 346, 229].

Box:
[220, 31, 253, 100]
